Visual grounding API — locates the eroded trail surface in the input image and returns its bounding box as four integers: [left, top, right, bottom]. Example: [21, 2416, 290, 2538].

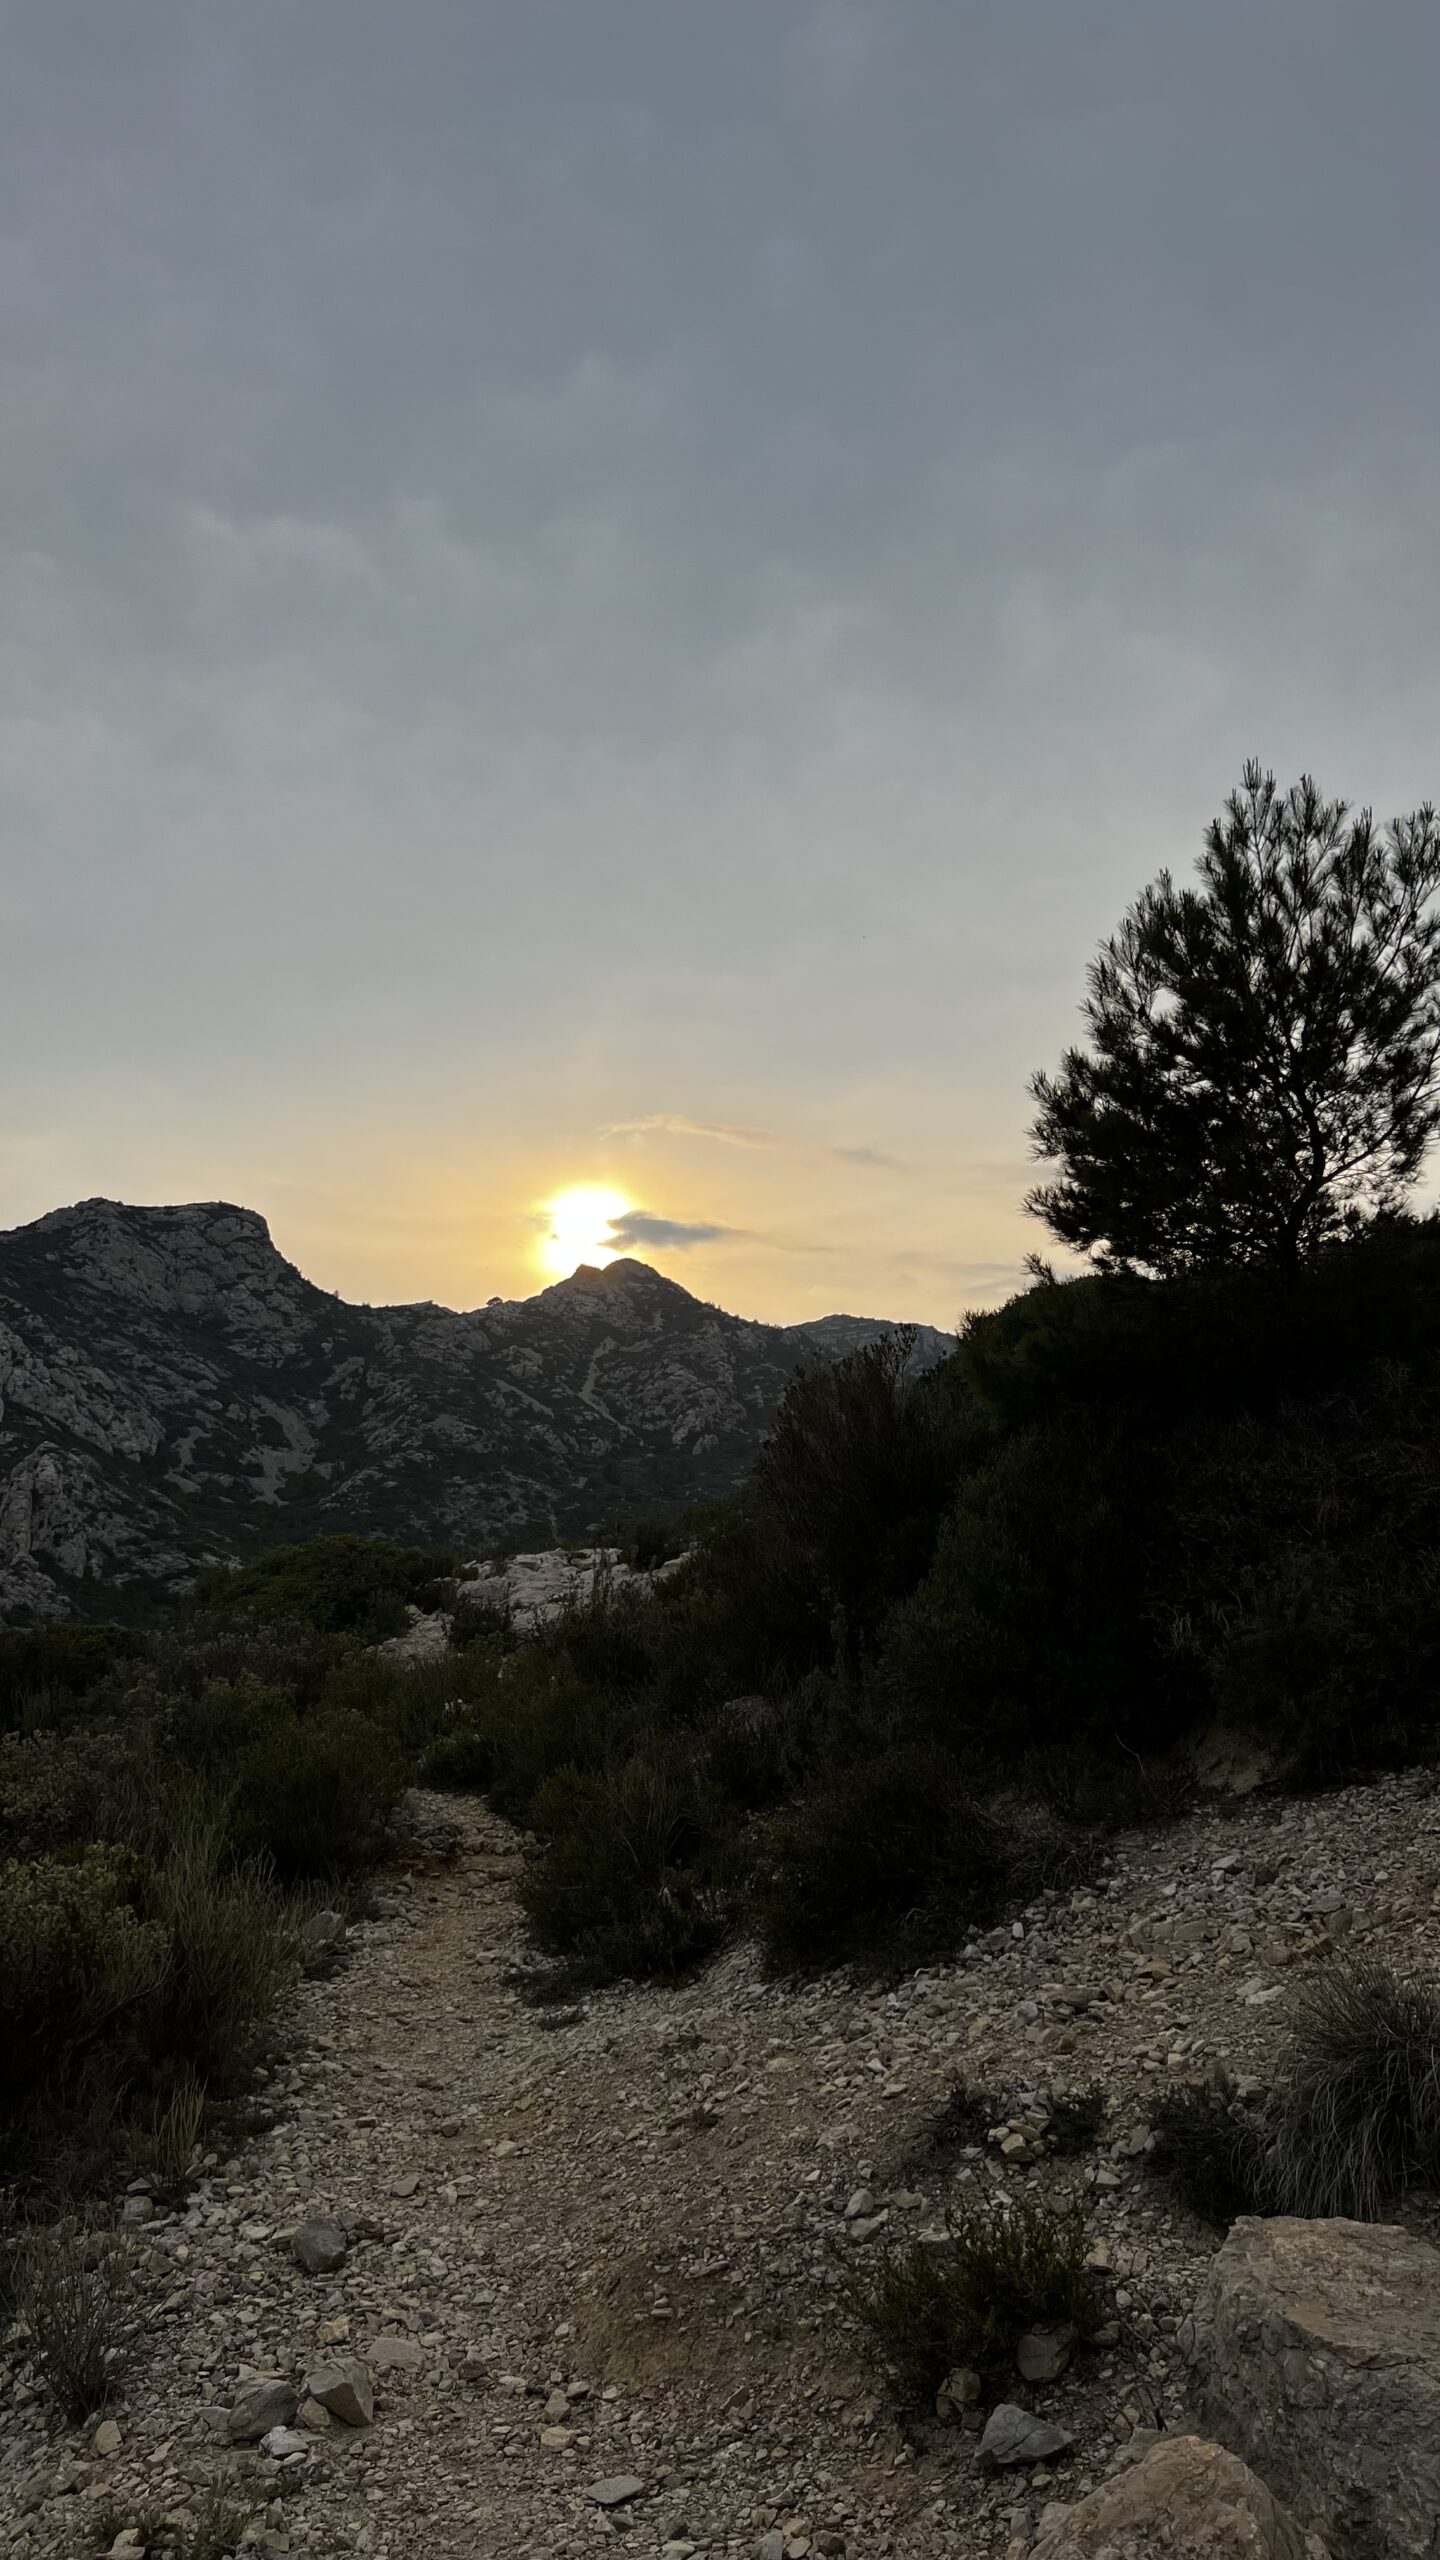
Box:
[15, 1773, 1440, 2560]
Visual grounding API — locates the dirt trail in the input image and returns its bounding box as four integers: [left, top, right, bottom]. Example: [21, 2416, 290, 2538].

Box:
[14, 1768, 1440, 2560]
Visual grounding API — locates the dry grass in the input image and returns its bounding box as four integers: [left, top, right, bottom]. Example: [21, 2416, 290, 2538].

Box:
[131, 2066, 206, 2200]
[17, 2218, 135, 2423]
[1149, 1960, 1440, 2227]
[1265, 1956, 1440, 2219]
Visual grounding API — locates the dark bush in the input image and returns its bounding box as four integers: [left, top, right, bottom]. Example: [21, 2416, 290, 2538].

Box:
[1, 1853, 166, 2147]
[446, 1587, 516, 1652]
[192, 1534, 460, 1638]
[437, 1640, 643, 1824]
[0, 1723, 159, 1861]
[878, 1224, 1440, 1780]
[1044, 2085, 1107, 2156]
[226, 1705, 408, 1880]
[754, 1334, 958, 1662]
[136, 1822, 302, 2086]
[611, 1509, 690, 1572]
[0, 1822, 302, 2199]
[518, 1754, 732, 1985]
[898, 2080, 993, 2170]
[751, 1745, 1009, 1973]
[1148, 2085, 1269, 2227]
[0, 1623, 145, 1736]
[845, 2196, 1108, 2406]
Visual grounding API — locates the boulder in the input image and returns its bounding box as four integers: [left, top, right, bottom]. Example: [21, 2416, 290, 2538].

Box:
[292, 2216, 348, 2275]
[587, 2476, 646, 2508]
[226, 2377, 298, 2443]
[978, 2403, 1073, 2468]
[1192, 2216, 1440, 2559]
[304, 2358, 375, 2427]
[259, 2426, 309, 2460]
[935, 2365, 982, 2422]
[1017, 2323, 1078, 2383]
[1031, 2434, 1327, 2557]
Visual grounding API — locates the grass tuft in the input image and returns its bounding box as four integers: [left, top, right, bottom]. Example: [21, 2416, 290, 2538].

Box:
[17, 2219, 135, 2424]
[1266, 1956, 1440, 2219]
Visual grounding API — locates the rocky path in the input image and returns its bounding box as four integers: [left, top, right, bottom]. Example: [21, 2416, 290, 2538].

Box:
[10, 1768, 1440, 2560]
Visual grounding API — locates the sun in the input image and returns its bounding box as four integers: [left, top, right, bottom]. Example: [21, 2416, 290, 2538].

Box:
[538, 1185, 631, 1278]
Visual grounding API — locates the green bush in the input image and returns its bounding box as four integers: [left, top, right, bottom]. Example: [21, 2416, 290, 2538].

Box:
[0, 1827, 302, 2196]
[0, 1723, 160, 1861]
[751, 1745, 1008, 1972]
[1153, 1968, 1440, 2228]
[845, 2196, 1108, 2406]
[137, 1823, 302, 2087]
[226, 1705, 408, 1880]
[137, 1617, 345, 1710]
[430, 1644, 640, 1825]
[0, 1854, 166, 2146]
[0, 1623, 145, 1736]
[518, 1754, 732, 1984]
[192, 1534, 460, 1637]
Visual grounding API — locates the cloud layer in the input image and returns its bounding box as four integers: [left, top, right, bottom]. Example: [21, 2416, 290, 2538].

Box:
[3, 4, 1439, 1319]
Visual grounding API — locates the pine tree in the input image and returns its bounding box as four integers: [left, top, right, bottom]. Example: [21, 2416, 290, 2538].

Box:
[1028, 762, 1440, 1275]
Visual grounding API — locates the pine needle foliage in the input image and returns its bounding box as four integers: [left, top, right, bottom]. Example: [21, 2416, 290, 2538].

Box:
[1030, 763, 1440, 1275]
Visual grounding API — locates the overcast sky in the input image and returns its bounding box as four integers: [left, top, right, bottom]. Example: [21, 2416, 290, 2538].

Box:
[4, 2, 1439, 1322]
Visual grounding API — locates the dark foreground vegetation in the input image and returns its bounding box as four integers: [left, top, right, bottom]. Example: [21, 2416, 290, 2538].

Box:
[453, 1212, 1440, 1989]
[0, 1537, 464, 2209]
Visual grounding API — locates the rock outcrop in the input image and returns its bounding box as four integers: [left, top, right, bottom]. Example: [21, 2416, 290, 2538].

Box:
[1191, 2216, 1440, 2559]
[0, 1198, 948, 1621]
[1031, 2434, 1327, 2557]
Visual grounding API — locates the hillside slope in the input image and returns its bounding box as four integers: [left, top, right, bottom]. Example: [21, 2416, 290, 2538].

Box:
[0, 1199, 949, 1621]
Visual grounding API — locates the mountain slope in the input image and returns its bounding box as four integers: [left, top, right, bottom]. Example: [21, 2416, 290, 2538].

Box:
[0, 1199, 950, 1621]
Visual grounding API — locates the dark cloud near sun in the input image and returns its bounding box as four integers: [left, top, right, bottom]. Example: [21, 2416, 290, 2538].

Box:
[608, 1208, 737, 1251]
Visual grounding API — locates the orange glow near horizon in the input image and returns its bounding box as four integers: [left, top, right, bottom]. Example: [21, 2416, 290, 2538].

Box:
[537, 1184, 631, 1277]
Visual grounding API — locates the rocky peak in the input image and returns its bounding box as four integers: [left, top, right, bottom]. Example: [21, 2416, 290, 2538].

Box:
[531, 1258, 711, 1329]
[17, 1198, 319, 1337]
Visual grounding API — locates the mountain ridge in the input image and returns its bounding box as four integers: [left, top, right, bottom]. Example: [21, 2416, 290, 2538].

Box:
[0, 1198, 950, 1622]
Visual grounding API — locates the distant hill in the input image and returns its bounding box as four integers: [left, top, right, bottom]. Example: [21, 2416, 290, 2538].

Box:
[0, 1199, 951, 1621]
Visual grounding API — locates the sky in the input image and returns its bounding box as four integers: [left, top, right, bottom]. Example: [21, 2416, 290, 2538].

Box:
[4, 2, 1440, 1325]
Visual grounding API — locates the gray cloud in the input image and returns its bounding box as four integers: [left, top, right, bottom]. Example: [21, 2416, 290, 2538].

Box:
[608, 1209, 737, 1251]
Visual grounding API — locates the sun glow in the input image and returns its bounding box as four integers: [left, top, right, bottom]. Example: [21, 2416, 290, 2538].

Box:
[538, 1184, 630, 1277]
